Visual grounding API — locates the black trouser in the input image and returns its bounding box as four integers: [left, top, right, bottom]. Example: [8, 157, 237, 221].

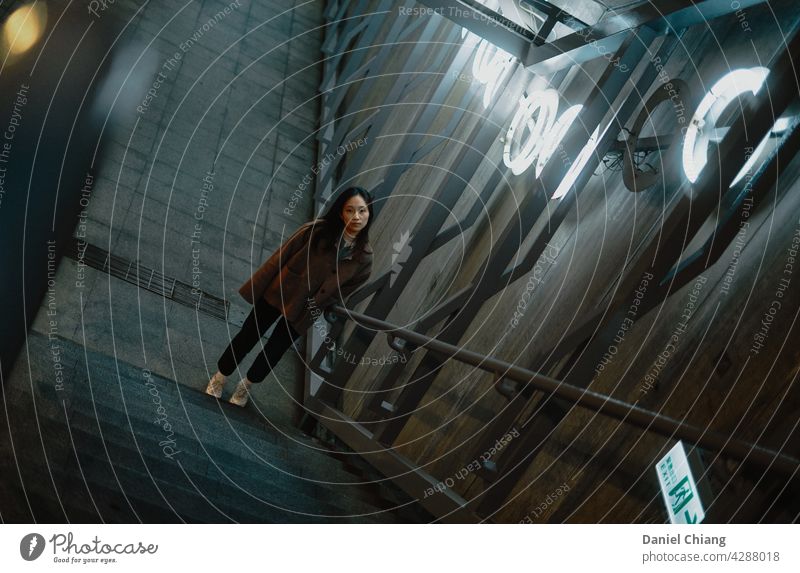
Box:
[217, 298, 302, 383]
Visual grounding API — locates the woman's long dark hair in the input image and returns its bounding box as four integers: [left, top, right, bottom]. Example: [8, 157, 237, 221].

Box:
[311, 186, 374, 251]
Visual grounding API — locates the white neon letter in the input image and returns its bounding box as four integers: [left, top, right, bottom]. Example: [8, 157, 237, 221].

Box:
[472, 39, 515, 108]
[552, 125, 602, 201]
[535, 104, 583, 178]
[682, 67, 770, 184]
[729, 116, 793, 187]
[503, 90, 559, 175]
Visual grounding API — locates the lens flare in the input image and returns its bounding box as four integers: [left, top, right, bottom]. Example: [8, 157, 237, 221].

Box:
[2, 3, 47, 57]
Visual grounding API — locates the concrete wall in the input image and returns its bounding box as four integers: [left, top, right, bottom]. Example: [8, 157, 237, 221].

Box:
[14, 0, 325, 430]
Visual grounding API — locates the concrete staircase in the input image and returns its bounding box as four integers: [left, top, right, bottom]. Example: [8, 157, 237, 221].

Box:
[0, 332, 427, 523]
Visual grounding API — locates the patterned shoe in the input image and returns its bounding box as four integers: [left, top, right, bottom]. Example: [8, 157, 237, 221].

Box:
[205, 371, 226, 398]
[229, 378, 253, 407]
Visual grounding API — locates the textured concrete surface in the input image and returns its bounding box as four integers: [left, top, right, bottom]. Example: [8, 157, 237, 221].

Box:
[1, 331, 406, 523]
[14, 0, 325, 425]
[0, 0, 394, 522]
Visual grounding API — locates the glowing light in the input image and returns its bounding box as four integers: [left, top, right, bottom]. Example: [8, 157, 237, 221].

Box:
[771, 117, 792, 132]
[552, 125, 601, 201]
[682, 67, 770, 184]
[472, 39, 515, 108]
[459, 1, 514, 108]
[729, 115, 793, 188]
[503, 90, 582, 178]
[503, 90, 558, 175]
[535, 104, 583, 178]
[2, 3, 47, 57]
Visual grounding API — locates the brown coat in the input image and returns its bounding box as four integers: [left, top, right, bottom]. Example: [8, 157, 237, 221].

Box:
[238, 218, 373, 333]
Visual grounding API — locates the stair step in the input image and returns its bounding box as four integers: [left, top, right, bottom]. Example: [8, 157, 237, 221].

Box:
[60, 449, 316, 523]
[4, 485, 122, 524]
[1, 382, 394, 522]
[312, 429, 434, 522]
[1, 332, 416, 522]
[64, 411, 396, 521]
[62, 361, 369, 485]
[66, 391, 393, 506]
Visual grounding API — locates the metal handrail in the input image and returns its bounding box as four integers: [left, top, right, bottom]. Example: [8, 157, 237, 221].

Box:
[325, 304, 800, 475]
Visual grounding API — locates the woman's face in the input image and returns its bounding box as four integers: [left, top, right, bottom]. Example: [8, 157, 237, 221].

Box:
[340, 194, 369, 235]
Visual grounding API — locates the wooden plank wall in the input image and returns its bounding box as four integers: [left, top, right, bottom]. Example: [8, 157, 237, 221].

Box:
[321, 0, 800, 522]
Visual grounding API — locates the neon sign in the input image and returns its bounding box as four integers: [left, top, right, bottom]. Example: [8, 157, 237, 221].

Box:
[463, 24, 786, 202]
[461, 0, 516, 109]
[472, 40, 515, 109]
[729, 116, 792, 187]
[682, 67, 770, 184]
[552, 125, 601, 201]
[503, 88, 583, 189]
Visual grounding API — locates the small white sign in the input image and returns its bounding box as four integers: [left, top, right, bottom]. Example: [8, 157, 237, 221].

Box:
[656, 441, 705, 524]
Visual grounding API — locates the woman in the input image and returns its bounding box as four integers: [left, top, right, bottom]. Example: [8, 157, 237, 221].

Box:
[205, 186, 374, 406]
